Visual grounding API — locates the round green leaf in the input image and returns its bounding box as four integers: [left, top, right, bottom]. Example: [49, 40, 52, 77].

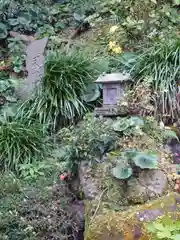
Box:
[164, 129, 179, 141]
[112, 119, 129, 132]
[133, 153, 158, 169]
[55, 22, 66, 30]
[82, 84, 100, 102]
[112, 165, 133, 179]
[0, 23, 8, 39]
[129, 116, 144, 127]
[19, 17, 29, 25]
[73, 13, 85, 21]
[18, 12, 31, 22]
[8, 18, 19, 26]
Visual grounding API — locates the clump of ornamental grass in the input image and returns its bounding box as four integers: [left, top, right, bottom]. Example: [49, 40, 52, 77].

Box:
[131, 37, 180, 120]
[0, 119, 47, 173]
[17, 51, 105, 131]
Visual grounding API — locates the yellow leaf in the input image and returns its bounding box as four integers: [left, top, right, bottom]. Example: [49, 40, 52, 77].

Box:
[150, 0, 157, 4]
[108, 41, 116, 49]
[112, 46, 122, 54]
[109, 25, 118, 34]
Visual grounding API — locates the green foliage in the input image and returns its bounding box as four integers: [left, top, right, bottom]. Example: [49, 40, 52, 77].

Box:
[112, 149, 158, 179]
[0, 0, 54, 39]
[19, 161, 51, 181]
[0, 23, 7, 39]
[112, 116, 144, 135]
[11, 56, 24, 73]
[146, 216, 180, 239]
[0, 119, 48, 173]
[133, 152, 158, 168]
[0, 173, 20, 198]
[173, 0, 180, 5]
[112, 164, 133, 179]
[17, 51, 104, 130]
[7, 37, 26, 72]
[131, 37, 180, 119]
[120, 2, 179, 45]
[143, 117, 164, 142]
[0, 77, 19, 118]
[0, 170, 77, 240]
[108, 52, 137, 72]
[57, 114, 118, 172]
[164, 129, 179, 141]
[81, 83, 102, 102]
[81, 0, 179, 49]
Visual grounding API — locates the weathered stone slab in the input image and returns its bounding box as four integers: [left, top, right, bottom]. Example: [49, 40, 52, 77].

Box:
[136, 209, 164, 222]
[17, 37, 48, 100]
[126, 170, 168, 204]
[95, 106, 119, 116]
[78, 162, 99, 199]
[96, 73, 131, 83]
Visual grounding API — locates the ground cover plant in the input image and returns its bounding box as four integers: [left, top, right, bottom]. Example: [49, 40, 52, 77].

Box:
[0, 170, 82, 240]
[0, 119, 47, 173]
[146, 216, 180, 239]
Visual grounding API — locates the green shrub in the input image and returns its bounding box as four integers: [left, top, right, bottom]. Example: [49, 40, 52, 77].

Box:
[82, 0, 179, 48]
[17, 51, 104, 130]
[56, 115, 176, 173]
[0, 119, 47, 173]
[57, 114, 118, 172]
[131, 37, 180, 120]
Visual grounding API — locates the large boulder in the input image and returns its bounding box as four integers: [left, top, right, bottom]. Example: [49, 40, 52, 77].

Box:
[78, 161, 100, 199]
[78, 160, 127, 206]
[126, 169, 168, 204]
[85, 193, 180, 240]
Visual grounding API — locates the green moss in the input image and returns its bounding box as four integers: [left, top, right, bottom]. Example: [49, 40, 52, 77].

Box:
[89, 161, 127, 208]
[85, 193, 179, 240]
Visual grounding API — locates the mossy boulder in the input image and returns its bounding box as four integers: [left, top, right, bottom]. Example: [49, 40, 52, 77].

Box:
[78, 154, 170, 205]
[78, 160, 127, 206]
[85, 193, 180, 240]
[126, 169, 168, 204]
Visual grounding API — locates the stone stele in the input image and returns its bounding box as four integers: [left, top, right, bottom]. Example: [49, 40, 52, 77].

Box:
[17, 37, 48, 100]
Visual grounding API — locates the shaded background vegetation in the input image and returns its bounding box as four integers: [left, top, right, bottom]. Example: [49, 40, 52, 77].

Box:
[0, 0, 180, 239]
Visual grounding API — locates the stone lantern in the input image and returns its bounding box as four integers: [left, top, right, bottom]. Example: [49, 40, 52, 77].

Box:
[95, 72, 131, 116]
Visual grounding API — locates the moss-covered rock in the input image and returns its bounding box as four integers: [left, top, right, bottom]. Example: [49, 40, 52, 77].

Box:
[126, 169, 168, 204]
[78, 160, 127, 206]
[85, 193, 180, 240]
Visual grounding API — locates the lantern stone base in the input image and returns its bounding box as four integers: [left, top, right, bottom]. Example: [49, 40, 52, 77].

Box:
[95, 106, 119, 117]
